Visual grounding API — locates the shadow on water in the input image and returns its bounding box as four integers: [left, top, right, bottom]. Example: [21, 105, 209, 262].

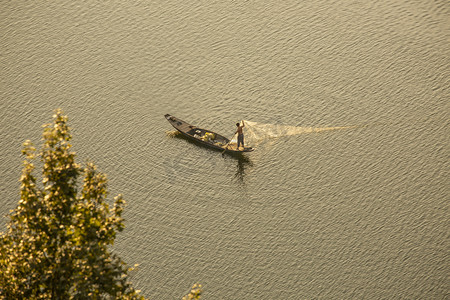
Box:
[232, 154, 253, 184]
[167, 131, 254, 183]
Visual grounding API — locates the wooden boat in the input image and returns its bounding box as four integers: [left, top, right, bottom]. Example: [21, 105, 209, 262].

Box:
[165, 114, 254, 153]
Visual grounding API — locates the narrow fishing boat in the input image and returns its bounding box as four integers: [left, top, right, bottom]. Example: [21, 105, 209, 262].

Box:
[165, 114, 254, 153]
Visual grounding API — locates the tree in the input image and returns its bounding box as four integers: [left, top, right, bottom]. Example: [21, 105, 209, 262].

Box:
[0, 110, 144, 299]
[181, 283, 202, 300]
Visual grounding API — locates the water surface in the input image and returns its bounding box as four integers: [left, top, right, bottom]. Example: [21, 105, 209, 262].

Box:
[1, 1, 448, 298]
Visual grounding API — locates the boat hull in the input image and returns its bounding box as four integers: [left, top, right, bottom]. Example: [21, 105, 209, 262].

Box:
[165, 114, 254, 153]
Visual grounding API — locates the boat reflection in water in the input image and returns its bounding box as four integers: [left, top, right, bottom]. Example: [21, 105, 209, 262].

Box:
[167, 130, 253, 184]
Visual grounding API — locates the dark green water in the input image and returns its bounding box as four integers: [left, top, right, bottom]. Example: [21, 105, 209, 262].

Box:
[1, 1, 448, 298]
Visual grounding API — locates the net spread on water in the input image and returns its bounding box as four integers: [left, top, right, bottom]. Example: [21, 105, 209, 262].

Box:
[231, 120, 357, 146]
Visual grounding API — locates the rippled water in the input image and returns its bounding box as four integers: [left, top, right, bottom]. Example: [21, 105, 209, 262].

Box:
[1, 1, 448, 299]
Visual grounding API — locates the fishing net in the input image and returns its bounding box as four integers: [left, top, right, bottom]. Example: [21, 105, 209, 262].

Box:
[235, 120, 356, 146]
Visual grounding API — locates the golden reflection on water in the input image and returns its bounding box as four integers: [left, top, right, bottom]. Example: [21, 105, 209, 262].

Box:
[1, 1, 448, 298]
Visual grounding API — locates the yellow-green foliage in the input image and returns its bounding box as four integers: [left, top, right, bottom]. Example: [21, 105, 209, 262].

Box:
[0, 110, 144, 299]
[182, 284, 202, 300]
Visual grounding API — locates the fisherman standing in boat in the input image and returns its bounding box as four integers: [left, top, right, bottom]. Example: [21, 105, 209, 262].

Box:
[236, 120, 245, 149]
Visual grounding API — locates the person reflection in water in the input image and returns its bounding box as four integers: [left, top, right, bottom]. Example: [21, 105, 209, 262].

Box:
[236, 120, 245, 150]
[235, 155, 250, 183]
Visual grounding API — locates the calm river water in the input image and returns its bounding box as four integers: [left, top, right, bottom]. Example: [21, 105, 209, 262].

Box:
[1, 1, 448, 299]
